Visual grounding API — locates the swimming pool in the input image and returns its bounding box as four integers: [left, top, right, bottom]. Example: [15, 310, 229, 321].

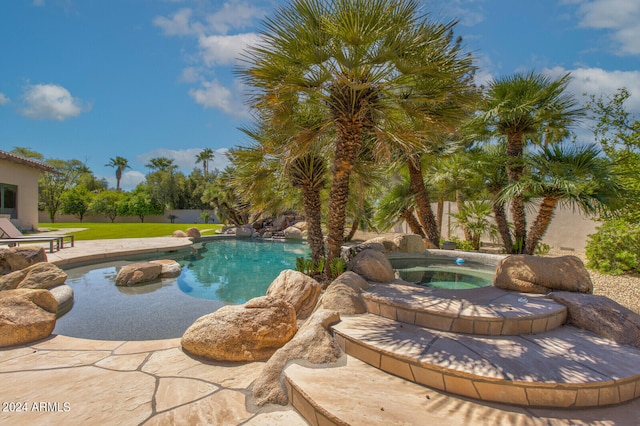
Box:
[389, 253, 497, 290]
[53, 239, 309, 341]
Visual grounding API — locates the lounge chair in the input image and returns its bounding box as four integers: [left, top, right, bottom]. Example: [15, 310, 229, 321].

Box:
[0, 217, 74, 253]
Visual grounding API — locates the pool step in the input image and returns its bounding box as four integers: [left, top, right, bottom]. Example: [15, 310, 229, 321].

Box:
[362, 280, 567, 335]
[331, 314, 640, 408]
[284, 356, 640, 426]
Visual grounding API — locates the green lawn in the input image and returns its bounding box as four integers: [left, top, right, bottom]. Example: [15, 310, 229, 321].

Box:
[39, 223, 224, 240]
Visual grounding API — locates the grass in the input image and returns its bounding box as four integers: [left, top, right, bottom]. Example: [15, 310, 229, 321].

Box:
[37, 222, 224, 241]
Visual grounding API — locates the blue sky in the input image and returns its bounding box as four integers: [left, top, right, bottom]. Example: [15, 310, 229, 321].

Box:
[1, 0, 639, 190]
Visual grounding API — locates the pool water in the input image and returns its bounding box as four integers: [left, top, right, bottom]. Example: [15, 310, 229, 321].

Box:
[53, 239, 309, 340]
[390, 257, 495, 290]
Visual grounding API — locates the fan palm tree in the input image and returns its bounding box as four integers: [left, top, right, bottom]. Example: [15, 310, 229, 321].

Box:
[105, 156, 130, 191]
[196, 148, 215, 176]
[288, 153, 328, 264]
[501, 143, 620, 255]
[145, 157, 176, 173]
[477, 71, 584, 253]
[240, 0, 475, 262]
[374, 174, 425, 238]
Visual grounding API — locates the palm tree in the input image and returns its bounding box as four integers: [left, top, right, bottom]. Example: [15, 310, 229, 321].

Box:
[241, 0, 475, 262]
[501, 143, 620, 255]
[105, 156, 130, 191]
[374, 174, 425, 238]
[478, 71, 584, 253]
[196, 148, 215, 176]
[288, 153, 328, 264]
[145, 157, 176, 173]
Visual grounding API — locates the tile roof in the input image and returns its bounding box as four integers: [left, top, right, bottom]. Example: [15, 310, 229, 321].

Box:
[0, 149, 59, 173]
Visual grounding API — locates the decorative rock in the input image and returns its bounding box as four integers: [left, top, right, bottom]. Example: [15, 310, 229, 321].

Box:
[292, 221, 308, 231]
[266, 270, 321, 320]
[235, 226, 253, 237]
[49, 284, 74, 317]
[0, 246, 47, 274]
[0, 262, 67, 291]
[493, 255, 593, 294]
[317, 280, 366, 315]
[0, 288, 58, 347]
[172, 230, 188, 238]
[186, 227, 201, 240]
[363, 233, 425, 253]
[348, 249, 395, 283]
[262, 231, 273, 239]
[548, 291, 640, 349]
[181, 296, 297, 362]
[252, 309, 342, 406]
[115, 262, 163, 286]
[283, 227, 303, 240]
[340, 242, 386, 264]
[332, 271, 370, 292]
[150, 259, 182, 278]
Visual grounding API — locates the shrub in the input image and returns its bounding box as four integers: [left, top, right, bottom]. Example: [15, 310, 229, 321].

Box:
[586, 219, 640, 275]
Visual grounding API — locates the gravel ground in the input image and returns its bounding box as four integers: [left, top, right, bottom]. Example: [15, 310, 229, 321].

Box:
[548, 248, 640, 314]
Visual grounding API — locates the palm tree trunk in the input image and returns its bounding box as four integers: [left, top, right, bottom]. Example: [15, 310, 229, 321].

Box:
[525, 197, 558, 255]
[491, 195, 513, 253]
[301, 186, 325, 264]
[400, 208, 425, 238]
[326, 120, 362, 264]
[345, 217, 359, 242]
[436, 199, 444, 236]
[407, 155, 440, 246]
[506, 131, 527, 253]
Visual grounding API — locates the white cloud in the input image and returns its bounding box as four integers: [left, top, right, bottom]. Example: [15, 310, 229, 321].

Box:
[20, 83, 90, 121]
[205, 1, 265, 34]
[153, 8, 202, 36]
[0, 93, 9, 105]
[189, 79, 250, 118]
[544, 66, 640, 113]
[572, 0, 640, 55]
[32, 0, 45, 6]
[180, 67, 201, 83]
[198, 33, 259, 66]
[136, 148, 230, 173]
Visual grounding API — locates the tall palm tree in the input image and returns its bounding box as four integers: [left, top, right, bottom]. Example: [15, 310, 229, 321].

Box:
[288, 153, 328, 264]
[374, 174, 425, 238]
[196, 148, 215, 176]
[501, 143, 620, 254]
[105, 156, 130, 191]
[478, 71, 584, 253]
[241, 0, 475, 262]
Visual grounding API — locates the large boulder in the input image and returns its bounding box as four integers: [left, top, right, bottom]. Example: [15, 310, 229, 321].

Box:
[0, 288, 58, 347]
[0, 246, 47, 274]
[291, 221, 308, 231]
[0, 262, 67, 291]
[49, 284, 74, 317]
[548, 292, 640, 349]
[316, 272, 369, 315]
[235, 226, 254, 237]
[186, 227, 201, 240]
[181, 296, 297, 362]
[348, 249, 395, 283]
[493, 255, 593, 294]
[252, 309, 342, 406]
[266, 270, 321, 320]
[364, 233, 425, 253]
[115, 262, 163, 286]
[171, 230, 188, 238]
[283, 226, 303, 240]
[149, 259, 182, 278]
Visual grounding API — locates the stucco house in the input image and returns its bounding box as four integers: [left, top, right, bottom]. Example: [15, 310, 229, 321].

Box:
[0, 150, 58, 231]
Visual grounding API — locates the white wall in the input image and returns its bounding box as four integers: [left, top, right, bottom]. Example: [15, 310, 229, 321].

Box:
[40, 209, 219, 225]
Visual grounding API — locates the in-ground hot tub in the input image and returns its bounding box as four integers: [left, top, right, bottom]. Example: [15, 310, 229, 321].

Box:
[387, 250, 503, 290]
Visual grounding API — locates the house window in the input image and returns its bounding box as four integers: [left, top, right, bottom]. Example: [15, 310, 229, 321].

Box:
[0, 183, 17, 218]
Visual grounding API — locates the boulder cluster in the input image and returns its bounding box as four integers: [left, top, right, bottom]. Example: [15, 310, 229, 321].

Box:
[0, 247, 71, 347]
[216, 215, 308, 241]
[0, 246, 182, 348]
